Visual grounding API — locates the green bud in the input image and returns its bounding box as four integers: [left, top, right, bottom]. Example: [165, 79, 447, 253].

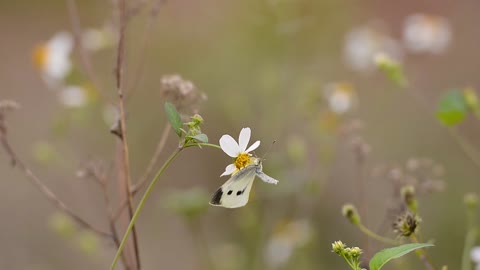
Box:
[342, 204, 361, 225]
[464, 87, 478, 111]
[76, 231, 99, 256]
[191, 114, 204, 125]
[374, 53, 408, 88]
[349, 247, 363, 259]
[49, 212, 76, 239]
[331, 240, 346, 254]
[401, 185, 418, 213]
[464, 192, 478, 209]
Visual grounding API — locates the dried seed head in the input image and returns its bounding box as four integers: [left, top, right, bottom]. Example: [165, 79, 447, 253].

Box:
[160, 74, 207, 116]
[393, 211, 421, 237]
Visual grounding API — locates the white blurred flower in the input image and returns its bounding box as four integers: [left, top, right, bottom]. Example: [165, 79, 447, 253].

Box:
[219, 127, 260, 176]
[82, 27, 115, 52]
[265, 219, 313, 268]
[403, 14, 452, 54]
[58, 86, 88, 108]
[472, 246, 480, 262]
[324, 82, 356, 114]
[33, 32, 73, 85]
[344, 24, 403, 72]
[102, 104, 120, 127]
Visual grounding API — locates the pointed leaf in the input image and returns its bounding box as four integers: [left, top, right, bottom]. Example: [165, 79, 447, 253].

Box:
[436, 90, 468, 126]
[369, 243, 434, 270]
[164, 102, 182, 136]
[187, 134, 208, 143]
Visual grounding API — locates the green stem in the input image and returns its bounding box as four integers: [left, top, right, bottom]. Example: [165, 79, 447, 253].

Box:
[461, 207, 478, 270]
[110, 148, 182, 270]
[341, 254, 356, 270]
[357, 223, 398, 245]
[411, 234, 437, 270]
[190, 142, 222, 150]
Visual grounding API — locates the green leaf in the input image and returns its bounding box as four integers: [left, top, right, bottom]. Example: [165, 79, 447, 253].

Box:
[164, 102, 182, 136]
[436, 90, 468, 126]
[369, 243, 434, 270]
[187, 133, 208, 143]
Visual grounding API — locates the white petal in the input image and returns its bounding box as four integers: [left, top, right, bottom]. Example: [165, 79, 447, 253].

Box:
[471, 247, 480, 263]
[220, 164, 236, 176]
[219, 134, 240, 157]
[238, 127, 251, 152]
[246, 140, 260, 153]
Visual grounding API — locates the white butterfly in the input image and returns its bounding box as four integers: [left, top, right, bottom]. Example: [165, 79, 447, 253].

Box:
[210, 158, 279, 208]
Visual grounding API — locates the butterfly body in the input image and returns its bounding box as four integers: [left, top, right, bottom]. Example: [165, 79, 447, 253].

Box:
[210, 158, 278, 208]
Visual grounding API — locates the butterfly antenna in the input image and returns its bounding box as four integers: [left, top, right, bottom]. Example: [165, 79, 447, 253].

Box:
[261, 140, 276, 161]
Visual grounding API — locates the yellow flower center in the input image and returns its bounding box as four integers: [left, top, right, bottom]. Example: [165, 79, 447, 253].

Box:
[33, 44, 48, 69]
[234, 153, 251, 170]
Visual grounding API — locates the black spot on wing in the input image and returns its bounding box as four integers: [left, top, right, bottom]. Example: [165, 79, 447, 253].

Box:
[236, 187, 247, 196]
[227, 190, 233, 195]
[210, 188, 223, 205]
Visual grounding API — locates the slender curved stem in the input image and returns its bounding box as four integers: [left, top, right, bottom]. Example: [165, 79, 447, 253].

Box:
[357, 223, 398, 245]
[110, 148, 182, 270]
[188, 142, 221, 150]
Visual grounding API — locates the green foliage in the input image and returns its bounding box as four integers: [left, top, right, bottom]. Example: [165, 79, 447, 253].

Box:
[375, 54, 408, 88]
[369, 243, 434, 270]
[187, 133, 208, 143]
[436, 90, 468, 126]
[164, 102, 183, 136]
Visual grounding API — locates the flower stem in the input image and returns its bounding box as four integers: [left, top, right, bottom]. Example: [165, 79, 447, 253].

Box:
[191, 142, 222, 150]
[357, 223, 398, 245]
[110, 148, 182, 270]
[411, 234, 437, 270]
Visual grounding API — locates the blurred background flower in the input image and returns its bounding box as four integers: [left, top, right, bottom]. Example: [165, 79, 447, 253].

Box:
[403, 14, 452, 54]
[32, 31, 73, 87]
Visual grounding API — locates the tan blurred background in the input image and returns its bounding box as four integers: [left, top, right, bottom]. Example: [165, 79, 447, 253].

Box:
[1, 0, 480, 269]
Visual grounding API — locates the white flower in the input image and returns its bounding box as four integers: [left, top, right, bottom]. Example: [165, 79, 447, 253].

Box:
[344, 23, 403, 73]
[33, 32, 73, 86]
[324, 82, 356, 114]
[472, 246, 480, 263]
[403, 14, 451, 54]
[58, 86, 88, 108]
[82, 27, 115, 52]
[219, 127, 260, 176]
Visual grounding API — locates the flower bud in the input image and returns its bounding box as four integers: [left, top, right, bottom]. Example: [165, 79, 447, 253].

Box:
[342, 204, 361, 225]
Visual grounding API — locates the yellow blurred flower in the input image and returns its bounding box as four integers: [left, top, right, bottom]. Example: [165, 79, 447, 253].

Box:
[33, 32, 73, 85]
[403, 14, 452, 54]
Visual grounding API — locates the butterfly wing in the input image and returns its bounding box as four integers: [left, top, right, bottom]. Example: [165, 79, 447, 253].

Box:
[210, 165, 257, 208]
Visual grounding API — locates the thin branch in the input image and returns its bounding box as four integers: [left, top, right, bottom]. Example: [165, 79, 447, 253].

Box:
[90, 167, 130, 270]
[0, 133, 112, 239]
[114, 0, 141, 269]
[66, 0, 106, 99]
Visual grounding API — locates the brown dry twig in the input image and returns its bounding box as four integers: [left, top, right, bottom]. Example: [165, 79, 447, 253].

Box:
[114, 0, 141, 268]
[0, 101, 112, 239]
